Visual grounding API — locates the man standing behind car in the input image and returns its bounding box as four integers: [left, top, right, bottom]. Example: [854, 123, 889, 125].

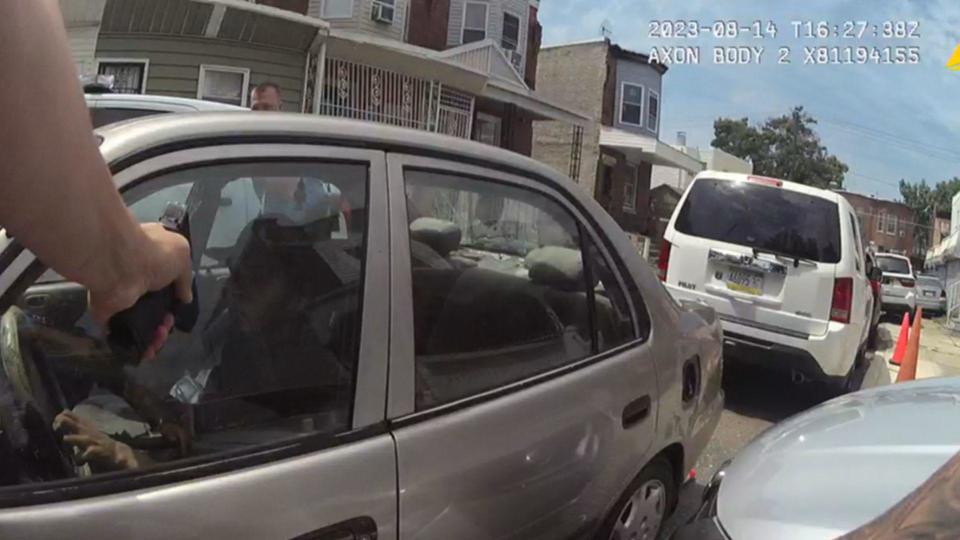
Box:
[250, 82, 283, 111]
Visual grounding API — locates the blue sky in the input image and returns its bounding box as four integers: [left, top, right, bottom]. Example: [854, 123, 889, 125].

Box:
[539, 0, 960, 200]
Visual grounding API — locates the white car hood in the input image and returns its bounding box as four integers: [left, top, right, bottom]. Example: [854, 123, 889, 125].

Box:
[717, 378, 960, 539]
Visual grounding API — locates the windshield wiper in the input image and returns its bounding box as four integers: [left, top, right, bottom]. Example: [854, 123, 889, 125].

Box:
[752, 247, 817, 268]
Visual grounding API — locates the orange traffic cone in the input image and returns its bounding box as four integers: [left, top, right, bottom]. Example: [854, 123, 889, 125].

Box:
[889, 312, 910, 366]
[896, 308, 923, 382]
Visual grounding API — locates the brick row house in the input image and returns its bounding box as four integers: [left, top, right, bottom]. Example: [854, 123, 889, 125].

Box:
[532, 39, 704, 251]
[61, 0, 587, 162]
[837, 191, 917, 261]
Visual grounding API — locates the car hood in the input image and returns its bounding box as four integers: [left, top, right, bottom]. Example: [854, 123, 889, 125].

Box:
[717, 378, 960, 540]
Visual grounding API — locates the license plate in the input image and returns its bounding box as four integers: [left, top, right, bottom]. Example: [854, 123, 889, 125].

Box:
[722, 268, 764, 296]
[924, 291, 936, 297]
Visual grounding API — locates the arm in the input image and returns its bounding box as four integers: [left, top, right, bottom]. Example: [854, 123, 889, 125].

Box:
[0, 1, 191, 343]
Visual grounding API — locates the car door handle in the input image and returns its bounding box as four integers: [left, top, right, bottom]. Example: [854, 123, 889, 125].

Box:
[290, 517, 377, 540]
[622, 395, 651, 429]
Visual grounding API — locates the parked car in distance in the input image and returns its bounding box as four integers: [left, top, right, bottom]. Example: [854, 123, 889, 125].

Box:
[85, 93, 245, 128]
[673, 377, 960, 540]
[864, 251, 883, 348]
[916, 274, 947, 316]
[660, 171, 873, 391]
[875, 252, 916, 317]
[0, 114, 723, 540]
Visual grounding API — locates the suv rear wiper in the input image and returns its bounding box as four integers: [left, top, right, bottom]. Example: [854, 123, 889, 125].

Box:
[752, 247, 817, 268]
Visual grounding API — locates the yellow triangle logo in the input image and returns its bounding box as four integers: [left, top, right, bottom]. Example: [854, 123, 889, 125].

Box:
[948, 44, 960, 70]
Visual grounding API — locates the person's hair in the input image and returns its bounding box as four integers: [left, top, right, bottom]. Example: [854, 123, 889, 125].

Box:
[252, 82, 281, 97]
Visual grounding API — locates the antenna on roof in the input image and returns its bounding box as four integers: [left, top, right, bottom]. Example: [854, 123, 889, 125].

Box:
[600, 19, 613, 39]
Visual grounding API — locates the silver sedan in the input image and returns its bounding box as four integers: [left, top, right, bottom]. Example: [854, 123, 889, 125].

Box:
[0, 113, 722, 540]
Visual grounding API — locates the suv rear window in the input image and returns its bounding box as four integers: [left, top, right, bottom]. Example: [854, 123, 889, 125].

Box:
[674, 178, 841, 263]
[877, 256, 911, 274]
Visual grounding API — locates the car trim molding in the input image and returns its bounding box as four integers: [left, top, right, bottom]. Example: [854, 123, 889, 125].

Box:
[718, 314, 810, 340]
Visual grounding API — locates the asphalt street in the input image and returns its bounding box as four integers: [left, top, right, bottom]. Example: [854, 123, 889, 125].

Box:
[659, 322, 901, 539]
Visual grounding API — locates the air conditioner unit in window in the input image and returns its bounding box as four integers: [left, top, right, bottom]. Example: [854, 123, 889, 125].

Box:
[508, 50, 523, 70]
[371, 0, 394, 23]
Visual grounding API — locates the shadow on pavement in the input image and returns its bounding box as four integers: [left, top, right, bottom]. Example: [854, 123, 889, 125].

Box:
[720, 362, 838, 424]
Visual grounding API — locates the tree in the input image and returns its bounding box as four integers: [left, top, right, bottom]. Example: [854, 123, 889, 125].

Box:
[712, 107, 848, 189]
[899, 176, 960, 252]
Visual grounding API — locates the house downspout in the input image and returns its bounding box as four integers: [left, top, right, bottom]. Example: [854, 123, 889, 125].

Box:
[314, 40, 327, 115]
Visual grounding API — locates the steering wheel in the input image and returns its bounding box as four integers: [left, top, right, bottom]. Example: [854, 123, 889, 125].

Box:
[0, 307, 76, 483]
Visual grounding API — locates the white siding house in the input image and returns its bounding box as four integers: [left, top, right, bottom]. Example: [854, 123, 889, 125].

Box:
[446, 0, 527, 71]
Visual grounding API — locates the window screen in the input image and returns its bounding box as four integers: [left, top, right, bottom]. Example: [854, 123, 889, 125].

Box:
[463, 3, 488, 43]
[621, 83, 643, 126]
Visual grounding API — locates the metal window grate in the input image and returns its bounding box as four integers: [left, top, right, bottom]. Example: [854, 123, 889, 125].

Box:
[319, 58, 474, 139]
[568, 125, 584, 181]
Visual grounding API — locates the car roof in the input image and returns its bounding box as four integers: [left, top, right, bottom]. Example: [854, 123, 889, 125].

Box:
[85, 93, 246, 111]
[691, 170, 843, 204]
[96, 112, 566, 184]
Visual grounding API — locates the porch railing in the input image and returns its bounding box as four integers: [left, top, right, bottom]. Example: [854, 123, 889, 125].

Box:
[319, 57, 474, 139]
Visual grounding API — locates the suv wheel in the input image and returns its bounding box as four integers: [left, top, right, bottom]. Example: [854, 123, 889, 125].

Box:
[598, 457, 676, 540]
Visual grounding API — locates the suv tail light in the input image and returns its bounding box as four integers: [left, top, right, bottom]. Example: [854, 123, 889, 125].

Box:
[831, 278, 853, 323]
[657, 239, 672, 281]
[899, 278, 915, 288]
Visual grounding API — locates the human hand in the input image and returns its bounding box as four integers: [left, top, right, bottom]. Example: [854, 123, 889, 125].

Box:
[87, 222, 193, 360]
[54, 410, 139, 471]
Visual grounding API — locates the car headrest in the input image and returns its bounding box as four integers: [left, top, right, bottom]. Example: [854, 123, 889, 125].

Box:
[410, 218, 462, 257]
[525, 246, 591, 291]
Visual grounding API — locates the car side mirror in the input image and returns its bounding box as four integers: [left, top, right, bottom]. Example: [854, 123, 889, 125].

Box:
[868, 267, 883, 281]
[219, 196, 233, 208]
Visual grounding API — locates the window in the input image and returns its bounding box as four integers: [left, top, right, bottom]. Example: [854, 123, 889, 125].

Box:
[887, 214, 897, 235]
[462, 2, 488, 44]
[10, 159, 368, 481]
[320, 0, 353, 18]
[473, 113, 501, 146]
[404, 169, 633, 409]
[647, 90, 660, 132]
[96, 59, 148, 94]
[877, 213, 885, 233]
[89, 107, 168, 129]
[675, 178, 841, 263]
[620, 83, 643, 126]
[198, 65, 250, 107]
[623, 167, 638, 213]
[371, 0, 394, 22]
[502, 12, 520, 51]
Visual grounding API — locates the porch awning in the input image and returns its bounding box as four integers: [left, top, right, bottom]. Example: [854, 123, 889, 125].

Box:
[600, 127, 704, 173]
[324, 31, 590, 127]
[483, 81, 590, 127]
[326, 30, 488, 94]
[928, 232, 960, 266]
[99, 0, 328, 52]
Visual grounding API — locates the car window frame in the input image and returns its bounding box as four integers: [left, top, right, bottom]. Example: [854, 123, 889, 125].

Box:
[0, 143, 390, 507]
[385, 153, 649, 421]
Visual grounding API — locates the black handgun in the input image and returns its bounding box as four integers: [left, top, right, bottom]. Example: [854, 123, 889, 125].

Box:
[107, 202, 198, 364]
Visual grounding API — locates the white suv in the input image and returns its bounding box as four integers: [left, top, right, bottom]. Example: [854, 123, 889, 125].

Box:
[660, 171, 874, 390]
[875, 253, 917, 316]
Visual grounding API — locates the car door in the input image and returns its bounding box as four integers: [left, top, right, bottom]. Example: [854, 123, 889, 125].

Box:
[385, 154, 658, 539]
[848, 211, 872, 344]
[0, 143, 395, 539]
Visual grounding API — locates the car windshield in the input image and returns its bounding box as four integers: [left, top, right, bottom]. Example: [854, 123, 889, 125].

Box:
[674, 178, 841, 263]
[877, 256, 911, 274]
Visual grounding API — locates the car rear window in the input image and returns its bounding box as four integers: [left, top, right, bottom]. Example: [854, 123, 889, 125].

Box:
[89, 107, 168, 128]
[918, 277, 941, 288]
[674, 178, 841, 263]
[876, 256, 910, 274]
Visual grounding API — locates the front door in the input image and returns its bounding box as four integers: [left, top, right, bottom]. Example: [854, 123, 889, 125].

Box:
[0, 144, 395, 539]
[385, 154, 659, 539]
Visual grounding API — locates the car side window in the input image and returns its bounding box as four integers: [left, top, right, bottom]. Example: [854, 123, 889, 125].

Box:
[8, 160, 368, 484]
[584, 236, 639, 349]
[404, 169, 631, 410]
[89, 107, 169, 128]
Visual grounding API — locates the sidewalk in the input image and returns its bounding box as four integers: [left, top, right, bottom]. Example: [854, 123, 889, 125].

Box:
[874, 315, 960, 382]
